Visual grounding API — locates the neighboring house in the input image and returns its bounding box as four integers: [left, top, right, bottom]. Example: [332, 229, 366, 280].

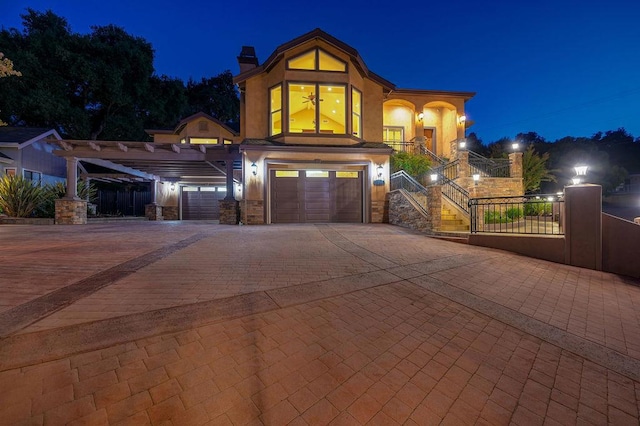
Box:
[234, 28, 474, 224]
[0, 127, 65, 185]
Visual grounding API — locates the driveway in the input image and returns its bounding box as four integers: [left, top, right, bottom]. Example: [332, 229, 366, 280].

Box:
[0, 222, 639, 424]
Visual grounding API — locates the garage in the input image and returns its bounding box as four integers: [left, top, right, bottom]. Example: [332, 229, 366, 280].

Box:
[181, 186, 226, 220]
[270, 170, 363, 223]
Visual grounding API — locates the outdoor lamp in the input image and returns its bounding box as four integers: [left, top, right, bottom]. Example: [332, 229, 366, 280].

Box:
[459, 139, 467, 150]
[430, 173, 438, 182]
[417, 112, 424, 121]
[574, 165, 588, 176]
[377, 164, 383, 178]
[458, 115, 467, 125]
[170, 182, 175, 191]
[472, 173, 480, 185]
[571, 177, 581, 185]
[512, 143, 519, 152]
[251, 162, 257, 176]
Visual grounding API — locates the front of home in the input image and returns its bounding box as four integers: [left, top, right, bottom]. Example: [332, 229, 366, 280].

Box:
[50, 28, 477, 225]
[233, 28, 474, 224]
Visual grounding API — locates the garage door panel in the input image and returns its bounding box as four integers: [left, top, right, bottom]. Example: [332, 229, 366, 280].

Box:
[270, 169, 362, 224]
[181, 187, 223, 220]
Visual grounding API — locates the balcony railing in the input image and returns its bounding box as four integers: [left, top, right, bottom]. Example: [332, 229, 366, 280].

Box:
[469, 194, 564, 235]
[384, 141, 418, 154]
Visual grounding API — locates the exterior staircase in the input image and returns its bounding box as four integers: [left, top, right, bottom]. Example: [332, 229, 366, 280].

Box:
[440, 205, 469, 232]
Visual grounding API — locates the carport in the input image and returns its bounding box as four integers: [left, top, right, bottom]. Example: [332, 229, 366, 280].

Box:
[49, 139, 241, 223]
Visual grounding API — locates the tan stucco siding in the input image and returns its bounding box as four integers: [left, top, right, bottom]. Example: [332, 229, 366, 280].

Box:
[362, 79, 384, 142]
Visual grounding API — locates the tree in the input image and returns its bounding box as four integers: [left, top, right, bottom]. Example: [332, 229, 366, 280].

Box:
[186, 71, 240, 125]
[522, 144, 556, 193]
[0, 52, 21, 126]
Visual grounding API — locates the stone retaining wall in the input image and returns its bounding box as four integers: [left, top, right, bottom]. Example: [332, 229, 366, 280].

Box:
[388, 190, 438, 233]
[162, 206, 179, 220]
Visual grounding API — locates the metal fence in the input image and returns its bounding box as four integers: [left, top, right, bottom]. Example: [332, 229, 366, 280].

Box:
[95, 190, 151, 216]
[390, 171, 430, 216]
[468, 151, 511, 177]
[469, 194, 564, 235]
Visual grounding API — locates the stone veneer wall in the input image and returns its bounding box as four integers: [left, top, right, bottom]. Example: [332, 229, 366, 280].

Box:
[162, 206, 179, 220]
[219, 200, 239, 225]
[145, 204, 163, 221]
[55, 199, 87, 225]
[388, 188, 441, 233]
[242, 200, 264, 224]
[458, 177, 523, 199]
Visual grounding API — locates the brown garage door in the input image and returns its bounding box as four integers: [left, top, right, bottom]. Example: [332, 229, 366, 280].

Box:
[181, 186, 225, 220]
[270, 170, 362, 223]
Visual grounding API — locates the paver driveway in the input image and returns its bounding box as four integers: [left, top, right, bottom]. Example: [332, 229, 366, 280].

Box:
[0, 222, 639, 425]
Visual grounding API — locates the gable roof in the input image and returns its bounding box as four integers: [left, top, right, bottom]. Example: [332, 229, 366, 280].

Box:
[233, 28, 396, 91]
[0, 127, 62, 148]
[145, 112, 239, 137]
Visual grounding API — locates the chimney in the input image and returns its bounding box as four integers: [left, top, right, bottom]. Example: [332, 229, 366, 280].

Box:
[237, 46, 259, 73]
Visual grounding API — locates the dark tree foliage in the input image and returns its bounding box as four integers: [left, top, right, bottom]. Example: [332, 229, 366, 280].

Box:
[0, 9, 239, 140]
[186, 72, 240, 126]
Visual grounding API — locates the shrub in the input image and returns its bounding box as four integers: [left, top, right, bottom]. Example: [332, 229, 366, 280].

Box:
[37, 181, 97, 218]
[484, 208, 523, 224]
[505, 207, 523, 221]
[0, 175, 46, 217]
[390, 151, 432, 179]
[524, 201, 552, 216]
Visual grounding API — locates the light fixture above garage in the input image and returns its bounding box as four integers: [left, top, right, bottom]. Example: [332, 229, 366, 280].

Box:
[251, 162, 257, 176]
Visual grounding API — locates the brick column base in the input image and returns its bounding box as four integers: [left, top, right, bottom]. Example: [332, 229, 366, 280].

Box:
[145, 204, 163, 221]
[242, 200, 264, 224]
[219, 200, 239, 225]
[162, 206, 179, 220]
[55, 199, 87, 225]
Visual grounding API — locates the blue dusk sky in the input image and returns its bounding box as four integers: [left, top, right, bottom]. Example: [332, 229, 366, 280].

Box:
[2, 0, 639, 143]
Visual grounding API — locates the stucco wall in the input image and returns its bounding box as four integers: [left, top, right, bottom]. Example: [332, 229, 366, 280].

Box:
[602, 213, 640, 279]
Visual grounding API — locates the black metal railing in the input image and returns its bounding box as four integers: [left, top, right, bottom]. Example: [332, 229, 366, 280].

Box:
[469, 194, 564, 235]
[417, 145, 446, 166]
[390, 171, 430, 216]
[467, 151, 511, 178]
[430, 160, 459, 181]
[441, 177, 470, 214]
[384, 141, 418, 154]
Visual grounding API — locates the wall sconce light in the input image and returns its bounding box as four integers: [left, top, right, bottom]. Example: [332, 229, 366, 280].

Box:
[458, 115, 467, 125]
[251, 162, 257, 176]
[417, 112, 424, 121]
[574, 165, 588, 176]
[512, 142, 520, 152]
[430, 173, 438, 182]
[472, 173, 480, 185]
[377, 164, 384, 178]
[459, 139, 467, 150]
[170, 182, 175, 191]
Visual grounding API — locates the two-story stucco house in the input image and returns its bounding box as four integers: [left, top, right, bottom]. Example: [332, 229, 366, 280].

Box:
[233, 28, 474, 224]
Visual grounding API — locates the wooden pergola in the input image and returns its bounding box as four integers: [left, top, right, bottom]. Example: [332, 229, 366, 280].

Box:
[50, 140, 241, 202]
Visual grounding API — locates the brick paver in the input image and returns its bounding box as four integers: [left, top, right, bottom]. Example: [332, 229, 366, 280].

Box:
[0, 222, 639, 424]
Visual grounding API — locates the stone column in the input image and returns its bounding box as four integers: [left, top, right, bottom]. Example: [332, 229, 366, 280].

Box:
[426, 184, 442, 231]
[55, 157, 87, 224]
[564, 184, 602, 270]
[457, 151, 469, 178]
[145, 179, 163, 220]
[509, 152, 523, 178]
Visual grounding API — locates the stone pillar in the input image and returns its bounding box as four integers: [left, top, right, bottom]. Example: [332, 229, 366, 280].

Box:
[426, 184, 442, 231]
[145, 204, 163, 221]
[242, 200, 264, 224]
[509, 152, 523, 178]
[457, 151, 469, 178]
[55, 199, 87, 224]
[564, 184, 602, 270]
[219, 199, 239, 224]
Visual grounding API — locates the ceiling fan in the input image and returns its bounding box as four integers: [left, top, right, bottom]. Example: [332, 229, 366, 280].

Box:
[302, 92, 323, 106]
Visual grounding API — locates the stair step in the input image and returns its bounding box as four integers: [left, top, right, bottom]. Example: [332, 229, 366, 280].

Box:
[439, 224, 470, 231]
[441, 219, 464, 226]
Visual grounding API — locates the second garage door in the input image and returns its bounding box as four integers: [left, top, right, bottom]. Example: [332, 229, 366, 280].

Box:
[270, 170, 363, 223]
[181, 186, 226, 220]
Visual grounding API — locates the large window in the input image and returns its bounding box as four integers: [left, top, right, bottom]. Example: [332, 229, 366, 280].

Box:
[288, 83, 346, 134]
[270, 84, 282, 136]
[287, 49, 346, 72]
[352, 88, 362, 138]
[23, 169, 42, 184]
[189, 137, 218, 144]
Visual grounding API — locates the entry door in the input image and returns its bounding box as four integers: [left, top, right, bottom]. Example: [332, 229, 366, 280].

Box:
[424, 128, 435, 153]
